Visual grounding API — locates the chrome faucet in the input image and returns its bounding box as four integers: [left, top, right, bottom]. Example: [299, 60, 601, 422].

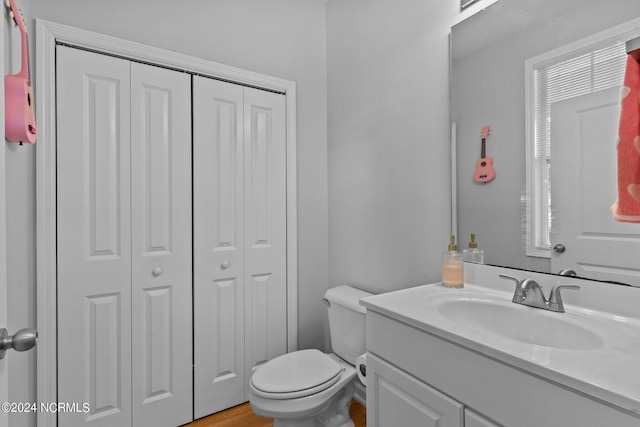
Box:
[557, 269, 577, 277]
[499, 274, 580, 313]
[547, 284, 581, 313]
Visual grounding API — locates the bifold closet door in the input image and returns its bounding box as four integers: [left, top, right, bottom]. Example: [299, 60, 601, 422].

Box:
[193, 77, 287, 418]
[129, 62, 193, 427]
[56, 46, 192, 427]
[242, 86, 287, 392]
[57, 46, 133, 427]
[193, 78, 246, 418]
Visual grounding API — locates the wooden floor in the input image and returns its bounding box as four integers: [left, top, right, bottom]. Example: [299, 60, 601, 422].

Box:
[185, 399, 366, 427]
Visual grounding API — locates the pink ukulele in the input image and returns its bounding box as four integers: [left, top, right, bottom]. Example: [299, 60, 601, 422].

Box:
[473, 125, 495, 183]
[4, 0, 36, 144]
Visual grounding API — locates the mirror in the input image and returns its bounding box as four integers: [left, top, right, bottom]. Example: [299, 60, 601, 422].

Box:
[451, 0, 640, 285]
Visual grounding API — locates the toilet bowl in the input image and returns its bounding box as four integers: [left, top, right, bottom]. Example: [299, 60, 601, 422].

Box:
[248, 285, 372, 427]
[249, 351, 356, 427]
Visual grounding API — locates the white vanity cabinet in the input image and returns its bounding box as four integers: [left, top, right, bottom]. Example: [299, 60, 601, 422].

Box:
[364, 309, 640, 427]
[367, 352, 499, 427]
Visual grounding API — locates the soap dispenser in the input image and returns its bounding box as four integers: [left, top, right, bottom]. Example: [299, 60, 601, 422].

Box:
[442, 235, 463, 288]
[463, 233, 485, 264]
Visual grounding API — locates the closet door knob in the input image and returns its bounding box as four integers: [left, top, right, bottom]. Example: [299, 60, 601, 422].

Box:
[221, 260, 230, 269]
[152, 267, 164, 277]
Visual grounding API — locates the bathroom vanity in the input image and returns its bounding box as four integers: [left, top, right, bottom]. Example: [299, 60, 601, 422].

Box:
[361, 264, 640, 427]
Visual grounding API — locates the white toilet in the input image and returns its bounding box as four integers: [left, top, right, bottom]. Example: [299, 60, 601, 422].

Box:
[249, 285, 372, 427]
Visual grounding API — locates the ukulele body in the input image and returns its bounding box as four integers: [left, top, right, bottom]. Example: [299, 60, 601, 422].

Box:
[473, 155, 496, 183]
[5, 73, 36, 144]
[4, 0, 37, 144]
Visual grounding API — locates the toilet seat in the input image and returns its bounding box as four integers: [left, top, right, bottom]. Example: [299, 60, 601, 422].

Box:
[250, 349, 343, 399]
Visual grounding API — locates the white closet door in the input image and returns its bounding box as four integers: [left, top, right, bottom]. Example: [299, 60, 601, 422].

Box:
[130, 62, 193, 426]
[243, 87, 287, 387]
[57, 46, 132, 427]
[193, 77, 246, 417]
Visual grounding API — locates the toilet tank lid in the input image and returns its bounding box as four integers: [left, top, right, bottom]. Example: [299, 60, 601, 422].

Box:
[324, 285, 373, 314]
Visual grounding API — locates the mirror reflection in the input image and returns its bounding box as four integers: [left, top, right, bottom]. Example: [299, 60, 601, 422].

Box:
[451, 0, 640, 286]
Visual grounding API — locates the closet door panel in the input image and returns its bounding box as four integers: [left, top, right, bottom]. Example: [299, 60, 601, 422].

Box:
[243, 88, 287, 383]
[193, 76, 246, 417]
[56, 46, 132, 427]
[130, 62, 193, 427]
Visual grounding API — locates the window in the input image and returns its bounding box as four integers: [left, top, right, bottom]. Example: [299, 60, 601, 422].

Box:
[525, 27, 636, 257]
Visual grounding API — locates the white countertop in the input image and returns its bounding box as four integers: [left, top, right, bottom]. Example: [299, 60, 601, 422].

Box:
[360, 264, 640, 416]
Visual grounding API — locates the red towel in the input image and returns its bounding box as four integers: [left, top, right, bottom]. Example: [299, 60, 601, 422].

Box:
[611, 54, 640, 223]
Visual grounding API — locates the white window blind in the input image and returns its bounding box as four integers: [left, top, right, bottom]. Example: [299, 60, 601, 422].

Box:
[530, 41, 626, 252]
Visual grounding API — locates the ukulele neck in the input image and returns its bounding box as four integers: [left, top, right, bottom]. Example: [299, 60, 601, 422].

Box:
[480, 137, 486, 159]
[18, 31, 30, 82]
[8, 0, 31, 82]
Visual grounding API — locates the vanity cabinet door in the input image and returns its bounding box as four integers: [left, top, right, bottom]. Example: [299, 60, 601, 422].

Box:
[465, 409, 501, 427]
[367, 353, 463, 427]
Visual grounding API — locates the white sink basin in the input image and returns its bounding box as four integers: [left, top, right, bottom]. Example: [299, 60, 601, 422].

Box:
[430, 294, 605, 350]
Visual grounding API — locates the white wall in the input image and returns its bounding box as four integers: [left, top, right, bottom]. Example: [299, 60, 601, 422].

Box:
[326, 0, 465, 295]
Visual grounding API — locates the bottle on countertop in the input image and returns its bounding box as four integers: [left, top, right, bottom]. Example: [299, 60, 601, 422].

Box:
[463, 233, 485, 264]
[442, 235, 463, 289]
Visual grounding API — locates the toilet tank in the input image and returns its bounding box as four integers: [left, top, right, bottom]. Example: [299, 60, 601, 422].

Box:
[324, 285, 373, 365]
